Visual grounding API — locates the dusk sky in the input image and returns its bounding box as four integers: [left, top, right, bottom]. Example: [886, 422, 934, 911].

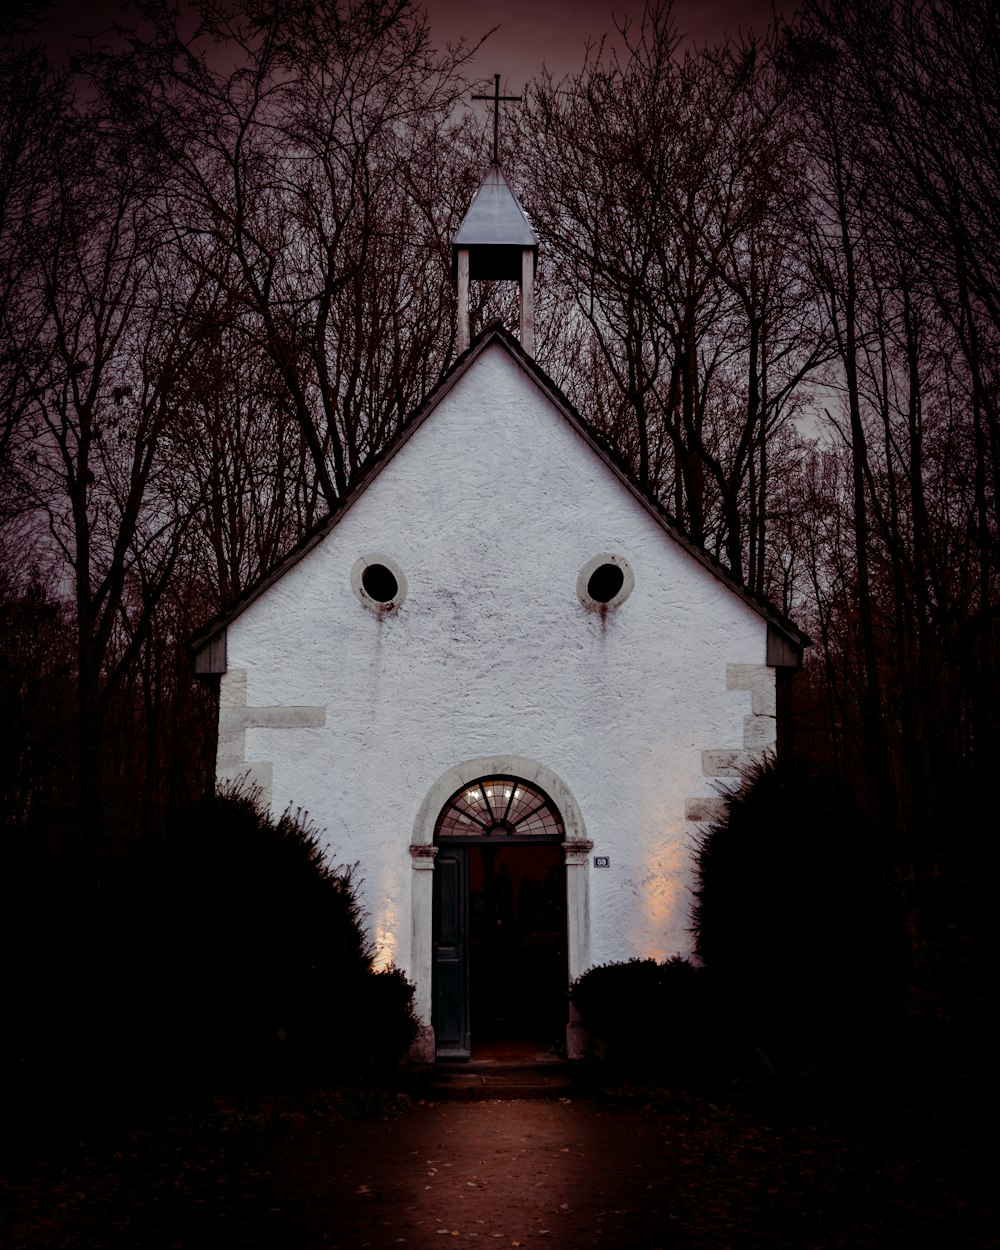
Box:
[40, 0, 788, 84]
[433, 0, 785, 82]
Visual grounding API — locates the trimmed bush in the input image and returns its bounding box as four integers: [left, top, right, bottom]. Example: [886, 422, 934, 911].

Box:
[1, 791, 417, 1106]
[570, 956, 726, 1075]
[692, 756, 905, 1075]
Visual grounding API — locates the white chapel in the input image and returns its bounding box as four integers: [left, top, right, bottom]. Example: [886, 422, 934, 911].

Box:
[192, 160, 806, 1062]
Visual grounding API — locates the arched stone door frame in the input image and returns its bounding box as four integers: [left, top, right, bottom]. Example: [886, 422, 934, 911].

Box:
[409, 755, 592, 1063]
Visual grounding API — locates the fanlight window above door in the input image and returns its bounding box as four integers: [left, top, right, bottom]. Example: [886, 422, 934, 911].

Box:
[435, 777, 565, 841]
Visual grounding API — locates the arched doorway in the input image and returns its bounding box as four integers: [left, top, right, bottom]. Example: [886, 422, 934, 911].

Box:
[408, 755, 591, 1064]
[432, 776, 567, 1059]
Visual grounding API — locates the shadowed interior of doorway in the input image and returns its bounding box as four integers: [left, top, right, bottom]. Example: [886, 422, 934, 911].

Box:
[467, 842, 567, 1059]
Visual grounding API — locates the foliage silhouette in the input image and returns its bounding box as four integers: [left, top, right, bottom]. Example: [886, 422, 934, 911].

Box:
[693, 756, 906, 1077]
[0, 790, 417, 1110]
[570, 956, 728, 1076]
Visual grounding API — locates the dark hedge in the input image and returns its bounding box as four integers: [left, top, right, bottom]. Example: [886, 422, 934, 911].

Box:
[570, 956, 729, 1075]
[692, 756, 906, 1076]
[1, 791, 416, 1110]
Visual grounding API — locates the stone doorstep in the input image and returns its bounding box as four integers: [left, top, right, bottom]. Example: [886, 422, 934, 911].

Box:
[434, 1055, 567, 1073]
[428, 1074, 575, 1102]
[421, 1059, 576, 1101]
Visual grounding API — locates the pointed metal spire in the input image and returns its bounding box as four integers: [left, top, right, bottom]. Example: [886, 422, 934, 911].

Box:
[452, 89, 539, 359]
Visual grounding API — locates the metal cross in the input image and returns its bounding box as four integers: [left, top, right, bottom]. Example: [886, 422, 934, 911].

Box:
[472, 74, 522, 165]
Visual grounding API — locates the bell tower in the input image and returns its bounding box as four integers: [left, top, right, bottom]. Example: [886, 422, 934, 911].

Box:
[452, 76, 538, 357]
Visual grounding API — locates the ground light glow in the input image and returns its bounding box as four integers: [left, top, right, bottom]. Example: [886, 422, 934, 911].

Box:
[373, 903, 399, 972]
[631, 819, 693, 961]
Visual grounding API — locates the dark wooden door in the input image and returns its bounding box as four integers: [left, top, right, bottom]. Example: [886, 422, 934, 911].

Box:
[432, 846, 470, 1058]
[468, 844, 567, 1044]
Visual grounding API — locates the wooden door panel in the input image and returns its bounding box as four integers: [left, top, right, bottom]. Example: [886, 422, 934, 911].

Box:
[432, 848, 469, 1057]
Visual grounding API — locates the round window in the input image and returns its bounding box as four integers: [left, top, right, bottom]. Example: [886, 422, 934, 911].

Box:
[577, 553, 634, 612]
[587, 563, 625, 603]
[361, 563, 398, 602]
[352, 553, 407, 612]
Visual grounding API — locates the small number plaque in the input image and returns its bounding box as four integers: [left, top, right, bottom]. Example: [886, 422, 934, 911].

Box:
[594, 856, 610, 868]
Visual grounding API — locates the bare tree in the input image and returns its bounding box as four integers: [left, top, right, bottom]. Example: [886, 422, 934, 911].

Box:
[519, 3, 824, 592]
[158, 306, 322, 607]
[2, 1, 490, 840]
[781, 19, 894, 819]
[780, 0, 1000, 908]
[0, 28, 66, 514]
[8, 90, 209, 840]
[99, 0, 482, 510]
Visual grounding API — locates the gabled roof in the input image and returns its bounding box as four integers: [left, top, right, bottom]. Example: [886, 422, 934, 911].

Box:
[191, 325, 809, 673]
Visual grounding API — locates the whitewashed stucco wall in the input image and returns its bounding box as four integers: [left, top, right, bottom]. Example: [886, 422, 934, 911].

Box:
[220, 342, 770, 997]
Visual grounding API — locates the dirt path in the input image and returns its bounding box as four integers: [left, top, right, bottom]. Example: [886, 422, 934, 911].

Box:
[3, 1085, 993, 1249]
[263, 1098, 681, 1248]
[244, 1091, 990, 1250]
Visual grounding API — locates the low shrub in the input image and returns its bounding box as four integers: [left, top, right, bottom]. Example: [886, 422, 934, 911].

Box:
[349, 965, 421, 1073]
[570, 956, 728, 1076]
